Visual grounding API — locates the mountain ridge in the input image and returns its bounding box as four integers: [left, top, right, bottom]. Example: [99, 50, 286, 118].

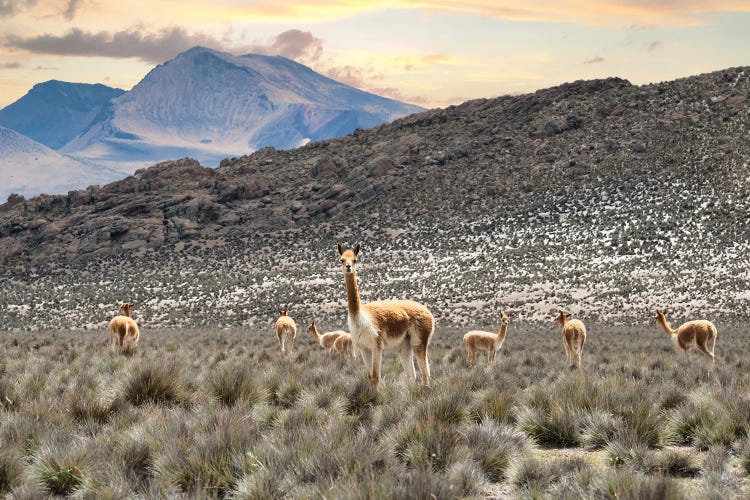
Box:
[60, 46, 424, 167]
[1, 66, 748, 328]
[0, 80, 125, 149]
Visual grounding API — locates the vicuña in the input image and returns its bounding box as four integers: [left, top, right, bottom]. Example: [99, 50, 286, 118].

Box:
[463, 312, 510, 366]
[308, 320, 347, 352]
[654, 309, 717, 363]
[338, 244, 434, 390]
[275, 308, 297, 354]
[108, 302, 140, 354]
[555, 310, 586, 369]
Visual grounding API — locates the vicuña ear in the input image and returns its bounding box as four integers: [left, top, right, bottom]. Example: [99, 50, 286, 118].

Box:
[353, 243, 361, 256]
[337, 243, 344, 255]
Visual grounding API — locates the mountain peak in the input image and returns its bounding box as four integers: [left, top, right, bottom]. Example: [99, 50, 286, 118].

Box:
[0, 81, 124, 149]
[59, 48, 425, 168]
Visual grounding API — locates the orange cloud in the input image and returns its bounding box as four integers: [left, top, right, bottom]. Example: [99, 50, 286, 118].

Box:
[171, 0, 750, 26]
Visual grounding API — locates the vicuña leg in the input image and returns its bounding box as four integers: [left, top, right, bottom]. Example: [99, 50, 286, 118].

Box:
[414, 344, 430, 386]
[696, 342, 715, 363]
[467, 347, 475, 366]
[287, 334, 295, 354]
[370, 346, 383, 390]
[398, 342, 417, 383]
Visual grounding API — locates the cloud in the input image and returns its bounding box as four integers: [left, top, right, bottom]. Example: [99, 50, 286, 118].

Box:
[34, 65, 59, 70]
[2, 26, 246, 63]
[2, 26, 326, 66]
[214, 1, 750, 27]
[250, 29, 323, 62]
[0, 0, 84, 19]
[368, 86, 431, 106]
[63, 0, 81, 20]
[1, 61, 22, 68]
[324, 64, 385, 88]
[584, 56, 605, 64]
[648, 41, 662, 52]
[0, 0, 38, 17]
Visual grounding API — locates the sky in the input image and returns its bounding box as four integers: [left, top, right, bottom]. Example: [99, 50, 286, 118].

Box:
[0, 1, 749, 109]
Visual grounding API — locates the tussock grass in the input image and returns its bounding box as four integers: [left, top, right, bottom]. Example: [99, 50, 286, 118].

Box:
[0, 446, 22, 494]
[31, 445, 87, 496]
[120, 362, 188, 406]
[208, 363, 265, 407]
[0, 324, 748, 497]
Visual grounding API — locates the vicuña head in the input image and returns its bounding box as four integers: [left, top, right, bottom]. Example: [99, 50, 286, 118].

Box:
[555, 310, 571, 327]
[119, 302, 133, 318]
[555, 309, 586, 369]
[338, 243, 359, 273]
[109, 301, 140, 355]
[654, 308, 717, 363]
[337, 243, 435, 390]
[275, 307, 296, 354]
[463, 311, 511, 366]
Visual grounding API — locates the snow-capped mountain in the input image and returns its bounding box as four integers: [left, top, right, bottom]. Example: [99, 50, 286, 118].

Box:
[62, 46, 425, 167]
[0, 80, 124, 149]
[0, 126, 126, 201]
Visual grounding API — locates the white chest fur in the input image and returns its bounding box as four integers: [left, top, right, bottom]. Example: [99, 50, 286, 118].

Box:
[348, 311, 380, 350]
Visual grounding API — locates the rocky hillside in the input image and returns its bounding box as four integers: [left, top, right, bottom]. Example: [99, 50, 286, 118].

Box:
[1, 67, 749, 330]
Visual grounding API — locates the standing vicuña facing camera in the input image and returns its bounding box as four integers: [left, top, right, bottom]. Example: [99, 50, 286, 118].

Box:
[338, 243, 435, 391]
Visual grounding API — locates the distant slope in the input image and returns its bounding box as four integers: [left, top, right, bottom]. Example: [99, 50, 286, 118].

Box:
[62, 46, 424, 167]
[1, 67, 749, 328]
[0, 80, 125, 149]
[0, 126, 126, 201]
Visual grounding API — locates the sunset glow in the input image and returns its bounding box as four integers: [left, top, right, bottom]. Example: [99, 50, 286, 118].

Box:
[1, 0, 749, 108]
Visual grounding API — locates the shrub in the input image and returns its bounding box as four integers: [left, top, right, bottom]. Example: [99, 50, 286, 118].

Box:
[509, 454, 590, 492]
[229, 468, 284, 499]
[208, 364, 265, 407]
[516, 405, 582, 448]
[468, 389, 515, 423]
[0, 446, 22, 494]
[591, 469, 683, 500]
[464, 420, 530, 482]
[32, 447, 86, 496]
[393, 418, 467, 472]
[120, 363, 187, 406]
[581, 411, 623, 449]
[346, 379, 378, 415]
[70, 389, 121, 423]
[445, 460, 487, 497]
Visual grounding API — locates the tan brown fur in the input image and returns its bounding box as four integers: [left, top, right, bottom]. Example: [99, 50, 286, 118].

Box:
[338, 244, 435, 390]
[555, 310, 586, 368]
[655, 309, 717, 363]
[108, 302, 140, 354]
[331, 333, 355, 357]
[275, 309, 297, 354]
[463, 312, 510, 366]
[308, 321, 347, 352]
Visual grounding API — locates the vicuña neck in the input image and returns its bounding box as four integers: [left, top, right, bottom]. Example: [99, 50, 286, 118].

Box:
[657, 316, 677, 335]
[497, 322, 508, 341]
[310, 325, 321, 340]
[344, 272, 361, 317]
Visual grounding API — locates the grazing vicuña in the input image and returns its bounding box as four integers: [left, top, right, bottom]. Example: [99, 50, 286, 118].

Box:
[308, 320, 347, 352]
[654, 309, 717, 363]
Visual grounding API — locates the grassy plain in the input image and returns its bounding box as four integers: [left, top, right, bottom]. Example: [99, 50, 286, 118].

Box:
[0, 321, 748, 498]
